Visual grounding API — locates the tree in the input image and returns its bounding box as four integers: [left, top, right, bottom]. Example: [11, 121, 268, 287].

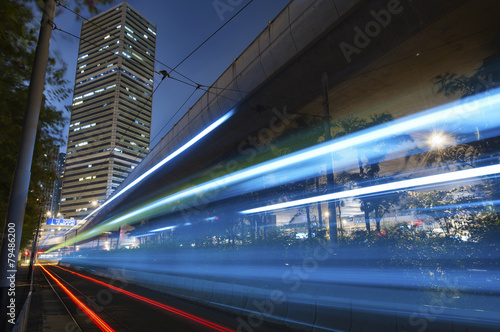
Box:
[332, 115, 368, 174]
[434, 53, 499, 98]
[402, 185, 495, 244]
[1, 1, 63, 251]
[427, 52, 500, 169]
[0, 0, 116, 250]
[417, 53, 500, 245]
[333, 113, 412, 233]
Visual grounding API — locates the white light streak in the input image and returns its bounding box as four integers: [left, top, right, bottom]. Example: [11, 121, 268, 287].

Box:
[134, 233, 155, 238]
[47, 89, 500, 252]
[151, 226, 176, 232]
[240, 164, 500, 214]
[81, 110, 234, 222]
[101, 89, 500, 226]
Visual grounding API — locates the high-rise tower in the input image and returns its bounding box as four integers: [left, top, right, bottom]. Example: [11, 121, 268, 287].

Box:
[60, 2, 156, 220]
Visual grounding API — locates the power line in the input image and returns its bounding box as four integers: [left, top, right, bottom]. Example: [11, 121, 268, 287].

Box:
[56, 2, 320, 125]
[52, 22, 244, 108]
[151, 86, 200, 145]
[52, 23, 240, 223]
[51, 23, 164, 217]
[171, 0, 254, 72]
[53, 5, 247, 118]
[56, 1, 265, 106]
[52, 1, 316, 228]
[51, 20, 316, 223]
[56, 1, 199, 86]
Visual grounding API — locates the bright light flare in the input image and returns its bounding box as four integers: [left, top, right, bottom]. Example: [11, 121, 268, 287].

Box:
[427, 131, 448, 148]
[48, 89, 500, 252]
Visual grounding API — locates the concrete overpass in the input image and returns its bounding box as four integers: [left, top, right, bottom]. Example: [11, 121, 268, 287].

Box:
[79, 0, 477, 230]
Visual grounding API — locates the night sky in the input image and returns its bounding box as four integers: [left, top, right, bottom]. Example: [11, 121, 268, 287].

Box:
[49, 0, 290, 151]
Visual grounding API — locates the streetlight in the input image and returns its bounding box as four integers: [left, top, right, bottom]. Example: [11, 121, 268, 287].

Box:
[427, 131, 448, 149]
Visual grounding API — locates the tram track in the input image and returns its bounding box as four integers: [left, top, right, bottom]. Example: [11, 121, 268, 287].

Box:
[38, 264, 84, 331]
[36, 264, 237, 332]
[39, 264, 118, 331]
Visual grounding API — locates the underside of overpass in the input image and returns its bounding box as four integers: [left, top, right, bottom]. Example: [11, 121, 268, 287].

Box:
[73, 0, 500, 233]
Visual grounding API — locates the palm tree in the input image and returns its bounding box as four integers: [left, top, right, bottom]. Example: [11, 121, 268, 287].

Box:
[333, 113, 412, 233]
[423, 52, 500, 169]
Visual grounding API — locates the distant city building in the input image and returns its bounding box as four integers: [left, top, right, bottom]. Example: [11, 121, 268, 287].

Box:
[51, 152, 66, 216]
[60, 2, 156, 220]
[41, 148, 59, 215]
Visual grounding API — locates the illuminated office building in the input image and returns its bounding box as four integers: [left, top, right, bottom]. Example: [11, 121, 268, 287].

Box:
[60, 2, 156, 220]
[51, 152, 66, 216]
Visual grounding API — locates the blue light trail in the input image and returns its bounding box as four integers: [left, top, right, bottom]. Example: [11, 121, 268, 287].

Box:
[47, 88, 500, 251]
[240, 164, 500, 214]
[81, 110, 234, 222]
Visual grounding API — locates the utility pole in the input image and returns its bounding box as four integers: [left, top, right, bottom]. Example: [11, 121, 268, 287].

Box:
[73, 229, 78, 253]
[27, 211, 44, 280]
[115, 226, 122, 250]
[0, 0, 56, 329]
[322, 72, 338, 244]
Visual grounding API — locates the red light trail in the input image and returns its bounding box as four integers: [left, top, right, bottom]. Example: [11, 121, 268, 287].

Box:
[54, 265, 235, 332]
[39, 264, 115, 332]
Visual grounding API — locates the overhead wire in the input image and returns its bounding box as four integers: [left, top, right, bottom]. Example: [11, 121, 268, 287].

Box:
[51, 2, 253, 234]
[170, 0, 254, 72]
[56, 1, 199, 86]
[51, 23, 235, 219]
[154, 87, 200, 141]
[51, 24, 163, 220]
[56, 1, 320, 142]
[52, 0, 320, 244]
[54, 1, 245, 146]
